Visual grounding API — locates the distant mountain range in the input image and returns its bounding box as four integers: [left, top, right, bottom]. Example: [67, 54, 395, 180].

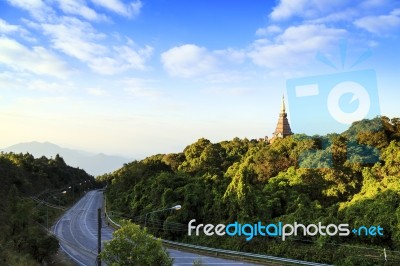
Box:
[1, 141, 131, 176]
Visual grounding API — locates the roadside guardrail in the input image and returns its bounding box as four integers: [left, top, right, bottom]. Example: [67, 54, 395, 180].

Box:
[103, 196, 331, 266]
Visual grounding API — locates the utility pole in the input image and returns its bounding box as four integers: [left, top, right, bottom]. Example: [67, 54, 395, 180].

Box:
[384, 248, 387, 262]
[97, 208, 102, 266]
[46, 205, 48, 230]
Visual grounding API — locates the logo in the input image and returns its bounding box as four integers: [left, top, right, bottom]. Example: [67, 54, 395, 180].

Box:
[287, 70, 380, 134]
[286, 40, 382, 168]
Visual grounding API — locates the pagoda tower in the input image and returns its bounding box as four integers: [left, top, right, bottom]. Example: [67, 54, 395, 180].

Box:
[270, 95, 293, 142]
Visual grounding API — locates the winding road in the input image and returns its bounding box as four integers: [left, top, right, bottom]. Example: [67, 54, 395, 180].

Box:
[52, 190, 112, 265]
[52, 190, 258, 265]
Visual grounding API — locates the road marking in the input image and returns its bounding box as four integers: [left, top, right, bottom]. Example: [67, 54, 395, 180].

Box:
[171, 257, 208, 258]
[174, 262, 244, 266]
[59, 236, 88, 266]
[69, 210, 88, 250]
[82, 191, 98, 240]
[67, 193, 98, 260]
[56, 190, 252, 266]
[53, 191, 99, 265]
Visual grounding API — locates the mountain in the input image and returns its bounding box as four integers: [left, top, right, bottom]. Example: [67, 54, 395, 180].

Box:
[1, 141, 131, 176]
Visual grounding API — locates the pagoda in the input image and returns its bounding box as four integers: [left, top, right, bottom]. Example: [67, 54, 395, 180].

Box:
[270, 95, 293, 142]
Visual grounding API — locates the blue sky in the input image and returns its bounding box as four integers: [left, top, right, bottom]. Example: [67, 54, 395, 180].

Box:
[0, 0, 399, 158]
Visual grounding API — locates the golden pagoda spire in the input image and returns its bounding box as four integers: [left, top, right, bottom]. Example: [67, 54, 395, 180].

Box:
[280, 95, 286, 113]
[270, 94, 293, 142]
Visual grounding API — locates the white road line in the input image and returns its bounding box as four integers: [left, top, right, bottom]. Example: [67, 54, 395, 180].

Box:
[58, 190, 251, 266]
[170, 256, 206, 258]
[174, 262, 243, 266]
[59, 243, 88, 266]
[69, 209, 87, 250]
[82, 191, 98, 240]
[68, 192, 97, 255]
[53, 191, 98, 265]
[170, 257, 245, 264]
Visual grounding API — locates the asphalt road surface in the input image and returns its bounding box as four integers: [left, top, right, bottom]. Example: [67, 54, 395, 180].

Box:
[53, 190, 258, 266]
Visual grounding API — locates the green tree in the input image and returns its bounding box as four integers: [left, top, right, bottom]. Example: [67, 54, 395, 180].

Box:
[103, 116, 400, 265]
[0, 152, 95, 265]
[101, 220, 173, 266]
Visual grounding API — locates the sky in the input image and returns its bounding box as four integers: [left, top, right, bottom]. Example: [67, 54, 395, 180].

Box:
[0, 0, 399, 158]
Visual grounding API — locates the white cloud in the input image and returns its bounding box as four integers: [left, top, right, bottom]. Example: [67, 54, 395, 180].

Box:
[0, 37, 71, 79]
[199, 71, 251, 84]
[122, 78, 163, 98]
[214, 48, 246, 64]
[255, 25, 282, 36]
[0, 18, 36, 42]
[0, 71, 29, 90]
[41, 17, 152, 74]
[113, 45, 153, 70]
[0, 19, 20, 34]
[161, 44, 218, 78]
[360, 0, 392, 9]
[261, 0, 398, 73]
[0, 71, 73, 94]
[56, 0, 109, 22]
[28, 79, 73, 93]
[86, 87, 109, 96]
[42, 17, 106, 61]
[270, 0, 309, 21]
[125, 87, 162, 98]
[270, 0, 361, 22]
[90, 0, 142, 18]
[202, 86, 255, 97]
[248, 24, 347, 69]
[86, 45, 153, 74]
[6, 0, 56, 22]
[308, 8, 359, 24]
[6, 0, 45, 10]
[354, 8, 400, 35]
[8, 0, 110, 22]
[16, 96, 68, 106]
[86, 56, 120, 74]
[161, 44, 250, 79]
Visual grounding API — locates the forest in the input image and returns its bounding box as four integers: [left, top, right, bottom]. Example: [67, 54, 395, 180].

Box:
[100, 116, 400, 265]
[0, 152, 96, 265]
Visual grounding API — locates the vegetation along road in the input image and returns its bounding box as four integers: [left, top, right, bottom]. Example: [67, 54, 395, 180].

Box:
[53, 190, 258, 265]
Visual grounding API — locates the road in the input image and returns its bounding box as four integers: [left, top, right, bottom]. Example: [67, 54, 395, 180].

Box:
[53, 190, 258, 266]
[52, 190, 112, 265]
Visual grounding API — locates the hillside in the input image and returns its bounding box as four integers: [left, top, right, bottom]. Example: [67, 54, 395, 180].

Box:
[101, 116, 400, 266]
[1, 142, 131, 176]
[0, 152, 96, 265]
